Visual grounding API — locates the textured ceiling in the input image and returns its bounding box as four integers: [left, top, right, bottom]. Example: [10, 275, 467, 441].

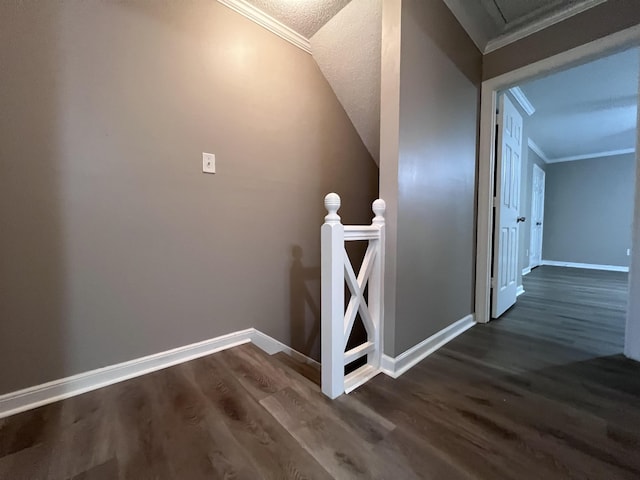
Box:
[310, 0, 381, 163]
[517, 48, 639, 161]
[243, 0, 352, 38]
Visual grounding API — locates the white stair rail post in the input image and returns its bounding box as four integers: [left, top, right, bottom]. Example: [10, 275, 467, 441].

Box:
[369, 199, 386, 371]
[321, 193, 345, 399]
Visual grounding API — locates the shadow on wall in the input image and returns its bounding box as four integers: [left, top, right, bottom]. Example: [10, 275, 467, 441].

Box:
[0, 3, 67, 394]
[0, 0, 378, 395]
[289, 245, 321, 359]
[288, 221, 374, 362]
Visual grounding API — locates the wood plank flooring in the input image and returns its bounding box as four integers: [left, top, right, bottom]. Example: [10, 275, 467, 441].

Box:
[1, 266, 639, 479]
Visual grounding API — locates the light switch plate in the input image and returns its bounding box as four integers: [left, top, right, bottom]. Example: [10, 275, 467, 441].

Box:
[203, 153, 215, 174]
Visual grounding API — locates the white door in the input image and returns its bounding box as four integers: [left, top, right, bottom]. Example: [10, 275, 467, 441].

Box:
[492, 94, 523, 319]
[529, 164, 545, 268]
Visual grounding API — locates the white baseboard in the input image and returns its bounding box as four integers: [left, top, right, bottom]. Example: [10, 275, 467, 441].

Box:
[0, 328, 316, 420]
[381, 314, 475, 379]
[517, 285, 525, 297]
[522, 266, 532, 276]
[344, 364, 380, 394]
[542, 260, 629, 273]
[250, 329, 320, 368]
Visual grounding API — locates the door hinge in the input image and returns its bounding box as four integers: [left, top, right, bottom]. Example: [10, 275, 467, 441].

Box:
[492, 197, 497, 208]
[490, 277, 496, 289]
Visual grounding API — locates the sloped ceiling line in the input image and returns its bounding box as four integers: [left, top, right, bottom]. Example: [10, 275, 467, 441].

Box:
[217, 0, 381, 164]
[217, 0, 312, 53]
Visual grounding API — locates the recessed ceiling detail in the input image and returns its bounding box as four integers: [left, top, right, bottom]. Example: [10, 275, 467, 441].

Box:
[443, 0, 606, 53]
[482, 0, 571, 27]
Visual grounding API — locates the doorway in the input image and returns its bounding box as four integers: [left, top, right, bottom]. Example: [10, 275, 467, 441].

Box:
[475, 26, 640, 360]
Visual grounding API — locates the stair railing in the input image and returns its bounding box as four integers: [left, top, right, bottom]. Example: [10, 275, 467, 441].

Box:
[321, 193, 386, 399]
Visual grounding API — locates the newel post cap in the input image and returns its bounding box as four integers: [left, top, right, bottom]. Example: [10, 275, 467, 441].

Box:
[324, 193, 341, 223]
[372, 198, 386, 224]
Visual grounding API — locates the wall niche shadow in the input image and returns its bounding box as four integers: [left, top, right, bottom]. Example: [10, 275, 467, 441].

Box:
[289, 245, 321, 360]
[289, 241, 371, 366]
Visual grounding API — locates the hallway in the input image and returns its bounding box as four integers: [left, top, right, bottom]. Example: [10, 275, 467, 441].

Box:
[354, 266, 639, 478]
[1, 267, 638, 479]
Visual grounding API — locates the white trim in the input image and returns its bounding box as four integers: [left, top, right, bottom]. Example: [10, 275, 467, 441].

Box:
[344, 365, 380, 394]
[217, 0, 311, 54]
[546, 148, 636, 163]
[527, 138, 550, 163]
[541, 260, 629, 273]
[522, 266, 532, 276]
[0, 328, 317, 419]
[516, 285, 525, 297]
[509, 87, 536, 116]
[250, 329, 320, 368]
[475, 23, 640, 326]
[381, 314, 475, 379]
[484, 0, 607, 54]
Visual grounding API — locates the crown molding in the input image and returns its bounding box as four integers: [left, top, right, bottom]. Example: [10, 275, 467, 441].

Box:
[547, 148, 636, 164]
[484, 0, 607, 54]
[527, 138, 549, 163]
[527, 140, 635, 164]
[217, 0, 312, 54]
[509, 87, 535, 116]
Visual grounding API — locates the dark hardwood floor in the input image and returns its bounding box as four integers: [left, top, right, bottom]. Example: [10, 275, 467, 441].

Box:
[1, 266, 639, 479]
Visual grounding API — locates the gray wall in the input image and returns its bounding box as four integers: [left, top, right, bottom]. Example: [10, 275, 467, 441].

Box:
[0, 0, 378, 394]
[381, 0, 481, 356]
[483, 0, 640, 80]
[543, 154, 636, 267]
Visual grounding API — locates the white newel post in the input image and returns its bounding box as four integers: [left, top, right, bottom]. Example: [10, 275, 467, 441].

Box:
[369, 199, 386, 371]
[321, 193, 345, 399]
[321, 193, 386, 399]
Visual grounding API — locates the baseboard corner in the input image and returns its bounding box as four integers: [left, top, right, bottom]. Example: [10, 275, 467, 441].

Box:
[381, 313, 475, 379]
[0, 327, 318, 420]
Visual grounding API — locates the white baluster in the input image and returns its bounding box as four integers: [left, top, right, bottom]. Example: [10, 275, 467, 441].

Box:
[369, 199, 386, 370]
[321, 193, 345, 399]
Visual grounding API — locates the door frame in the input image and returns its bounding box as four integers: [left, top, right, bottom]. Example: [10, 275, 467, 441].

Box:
[529, 163, 545, 268]
[475, 24, 640, 360]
